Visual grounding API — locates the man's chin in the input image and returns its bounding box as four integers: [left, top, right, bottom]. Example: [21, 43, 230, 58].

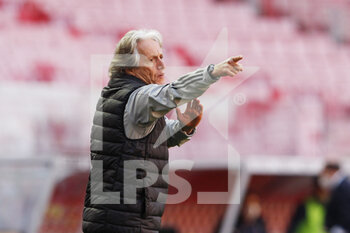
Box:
[155, 75, 165, 85]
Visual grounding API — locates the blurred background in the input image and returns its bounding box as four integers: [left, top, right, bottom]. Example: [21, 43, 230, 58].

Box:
[1, 0, 350, 232]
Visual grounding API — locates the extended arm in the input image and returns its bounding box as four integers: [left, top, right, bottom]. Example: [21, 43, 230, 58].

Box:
[124, 66, 215, 139]
[124, 56, 243, 140]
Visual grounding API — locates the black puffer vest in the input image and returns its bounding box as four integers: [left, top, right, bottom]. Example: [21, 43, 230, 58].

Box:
[83, 74, 169, 233]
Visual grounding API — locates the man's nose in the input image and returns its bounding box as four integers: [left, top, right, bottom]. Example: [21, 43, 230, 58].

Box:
[157, 59, 164, 70]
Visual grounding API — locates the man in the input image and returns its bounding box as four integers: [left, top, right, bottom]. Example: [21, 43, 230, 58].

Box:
[82, 29, 243, 233]
[319, 162, 350, 233]
[287, 178, 328, 233]
[235, 194, 267, 233]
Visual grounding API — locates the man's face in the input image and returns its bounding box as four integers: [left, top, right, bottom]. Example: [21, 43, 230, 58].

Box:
[137, 39, 165, 84]
[318, 168, 338, 190]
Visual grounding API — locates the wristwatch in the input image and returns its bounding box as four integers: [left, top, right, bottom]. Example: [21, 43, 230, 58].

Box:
[207, 64, 215, 78]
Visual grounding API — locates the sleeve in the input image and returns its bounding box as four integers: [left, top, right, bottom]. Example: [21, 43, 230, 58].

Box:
[164, 117, 195, 148]
[124, 66, 219, 140]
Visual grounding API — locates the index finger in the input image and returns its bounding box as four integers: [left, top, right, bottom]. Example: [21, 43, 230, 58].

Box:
[186, 102, 191, 111]
[230, 56, 243, 63]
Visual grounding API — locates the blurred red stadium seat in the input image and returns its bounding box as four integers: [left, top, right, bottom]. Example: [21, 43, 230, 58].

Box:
[39, 171, 88, 233]
[17, 1, 51, 24]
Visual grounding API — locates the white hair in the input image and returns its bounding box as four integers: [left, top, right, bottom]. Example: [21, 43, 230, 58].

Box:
[109, 29, 162, 77]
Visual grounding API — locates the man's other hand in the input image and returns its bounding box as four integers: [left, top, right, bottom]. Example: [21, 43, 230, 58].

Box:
[211, 55, 243, 78]
[176, 98, 203, 134]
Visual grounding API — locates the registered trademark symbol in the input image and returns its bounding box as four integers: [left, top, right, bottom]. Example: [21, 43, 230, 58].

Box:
[233, 93, 246, 105]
